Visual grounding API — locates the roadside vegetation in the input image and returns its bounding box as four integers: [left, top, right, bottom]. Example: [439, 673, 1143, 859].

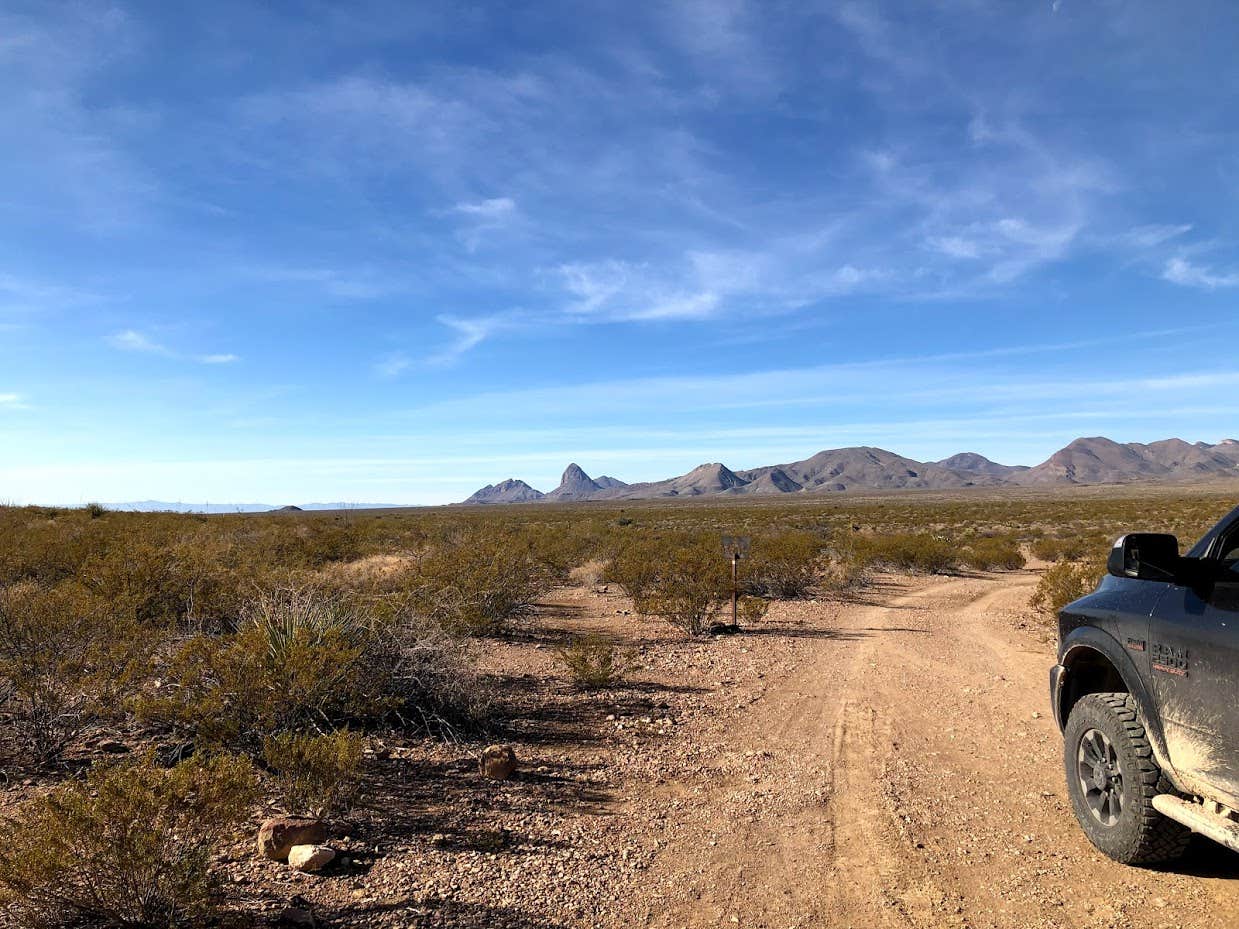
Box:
[0, 488, 1228, 925]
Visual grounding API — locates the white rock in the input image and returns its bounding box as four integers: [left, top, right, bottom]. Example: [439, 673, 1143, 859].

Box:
[288, 844, 336, 873]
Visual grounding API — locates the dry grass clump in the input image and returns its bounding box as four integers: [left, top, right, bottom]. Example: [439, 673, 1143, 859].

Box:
[0, 753, 256, 929]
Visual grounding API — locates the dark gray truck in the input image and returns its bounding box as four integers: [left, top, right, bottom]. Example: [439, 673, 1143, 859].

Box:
[1051, 506, 1239, 863]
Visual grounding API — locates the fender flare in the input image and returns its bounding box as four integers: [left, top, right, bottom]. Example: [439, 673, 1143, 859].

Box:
[1058, 626, 1179, 783]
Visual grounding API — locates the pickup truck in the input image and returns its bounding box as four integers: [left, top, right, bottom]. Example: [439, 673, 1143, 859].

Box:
[1051, 506, 1239, 864]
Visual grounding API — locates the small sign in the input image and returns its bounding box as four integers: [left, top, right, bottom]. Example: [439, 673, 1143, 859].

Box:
[721, 534, 751, 558]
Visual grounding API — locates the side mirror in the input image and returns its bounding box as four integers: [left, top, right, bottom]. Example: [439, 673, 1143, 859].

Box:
[1107, 533, 1180, 582]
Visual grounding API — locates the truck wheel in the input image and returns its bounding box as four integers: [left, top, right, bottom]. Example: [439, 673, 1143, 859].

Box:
[1063, 693, 1190, 864]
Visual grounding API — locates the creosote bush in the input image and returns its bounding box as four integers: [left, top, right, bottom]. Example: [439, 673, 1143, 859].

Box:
[634, 539, 730, 636]
[738, 595, 770, 624]
[1030, 559, 1105, 617]
[554, 634, 632, 689]
[0, 753, 256, 929]
[0, 582, 142, 767]
[746, 531, 823, 598]
[960, 536, 1027, 571]
[263, 729, 366, 817]
[852, 532, 958, 574]
[406, 537, 554, 635]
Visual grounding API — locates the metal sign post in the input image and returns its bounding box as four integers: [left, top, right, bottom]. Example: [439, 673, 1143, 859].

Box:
[721, 534, 751, 626]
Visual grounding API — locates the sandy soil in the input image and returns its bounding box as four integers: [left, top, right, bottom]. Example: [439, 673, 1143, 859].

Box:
[229, 569, 1238, 928]
[17, 570, 1235, 927]
[621, 572, 1239, 929]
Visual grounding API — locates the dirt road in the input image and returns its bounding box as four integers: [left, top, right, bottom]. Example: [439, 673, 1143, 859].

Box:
[629, 572, 1239, 929]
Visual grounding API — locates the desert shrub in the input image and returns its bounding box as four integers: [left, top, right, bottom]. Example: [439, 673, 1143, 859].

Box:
[407, 537, 554, 635]
[633, 539, 730, 636]
[602, 536, 666, 604]
[0, 753, 256, 929]
[137, 587, 382, 751]
[0, 583, 143, 767]
[1030, 559, 1104, 617]
[737, 595, 770, 624]
[262, 729, 365, 816]
[853, 533, 958, 574]
[1031, 536, 1090, 563]
[554, 634, 631, 689]
[961, 536, 1027, 571]
[746, 531, 823, 598]
[84, 502, 107, 519]
[366, 618, 493, 738]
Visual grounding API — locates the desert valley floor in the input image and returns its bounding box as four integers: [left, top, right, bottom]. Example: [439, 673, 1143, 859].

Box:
[166, 565, 1239, 929]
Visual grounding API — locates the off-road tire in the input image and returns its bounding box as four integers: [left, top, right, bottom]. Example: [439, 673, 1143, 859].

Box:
[1063, 692, 1191, 864]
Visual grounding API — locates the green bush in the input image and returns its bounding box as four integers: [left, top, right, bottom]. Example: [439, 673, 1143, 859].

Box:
[634, 539, 730, 636]
[746, 531, 822, 598]
[737, 595, 770, 624]
[262, 729, 365, 817]
[0, 583, 143, 767]
[554, 634, 631, 689]
[961, 536, 1026, 571]
[0, 753, 256, 929]
[136, 587, 382, 751]
[853, 533, 958, 574]
[1030, 559, 1104, 617]
[406, 537, 554, 635]
[602, 536, 665, 605]
[1031, 536, 1090, 563]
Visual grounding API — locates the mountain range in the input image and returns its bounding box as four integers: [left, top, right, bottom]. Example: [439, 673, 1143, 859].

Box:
[462, 437, 1239, 504]
[95, 501, 402, 514]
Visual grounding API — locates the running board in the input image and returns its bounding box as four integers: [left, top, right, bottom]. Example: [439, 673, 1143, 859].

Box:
[1153, 794, 1239, 853]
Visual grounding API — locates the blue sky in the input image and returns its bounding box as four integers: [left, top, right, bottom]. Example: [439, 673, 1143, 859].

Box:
[2, 1, 1239, 505]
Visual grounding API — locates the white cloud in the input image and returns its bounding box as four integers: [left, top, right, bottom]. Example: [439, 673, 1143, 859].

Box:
[1162, 256, 1239, 290]
[427, 314, 504, 366]
[1119, 224, 1192, 249]
[106, 330, 238, 365]
[108, 329, 167, 354]
[451, 197, 515, 219]
[374, 352, 412, 379]
[0, 393, 29, 410]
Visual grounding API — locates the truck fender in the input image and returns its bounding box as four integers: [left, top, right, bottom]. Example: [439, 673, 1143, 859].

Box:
[1058, 626, 1179, 784]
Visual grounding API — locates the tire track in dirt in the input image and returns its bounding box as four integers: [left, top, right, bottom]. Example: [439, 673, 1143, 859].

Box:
[632, 571, 1239, 929]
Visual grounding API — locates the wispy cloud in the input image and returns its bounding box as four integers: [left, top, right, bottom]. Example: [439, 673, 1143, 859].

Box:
[1117, 224, 1192, 250]
[108, 329, 165, 354]
[0, 393, 29, 410]
[374, 312, 511, 377]
[106, 330, 239, 365]
[448, 196, 518, 250]
[373, 352, 412, 379]
[451, 197, 515, 219]
[1162, 256, 1239, 290]
[427, 314, 505, 366]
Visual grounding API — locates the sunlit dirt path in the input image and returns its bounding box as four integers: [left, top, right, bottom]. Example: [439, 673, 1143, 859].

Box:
[628, 571, 1239, 929]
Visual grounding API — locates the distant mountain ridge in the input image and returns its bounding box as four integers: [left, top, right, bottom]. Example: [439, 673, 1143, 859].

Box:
[97, 501, 403, 513]
[460, 437, 1239, 504]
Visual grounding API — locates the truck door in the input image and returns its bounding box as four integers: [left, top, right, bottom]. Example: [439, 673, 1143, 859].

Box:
[1150, 533, 1239, 806]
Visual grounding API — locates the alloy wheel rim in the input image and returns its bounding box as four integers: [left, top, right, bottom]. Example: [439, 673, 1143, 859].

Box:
[1077, 727, 1124, 826]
